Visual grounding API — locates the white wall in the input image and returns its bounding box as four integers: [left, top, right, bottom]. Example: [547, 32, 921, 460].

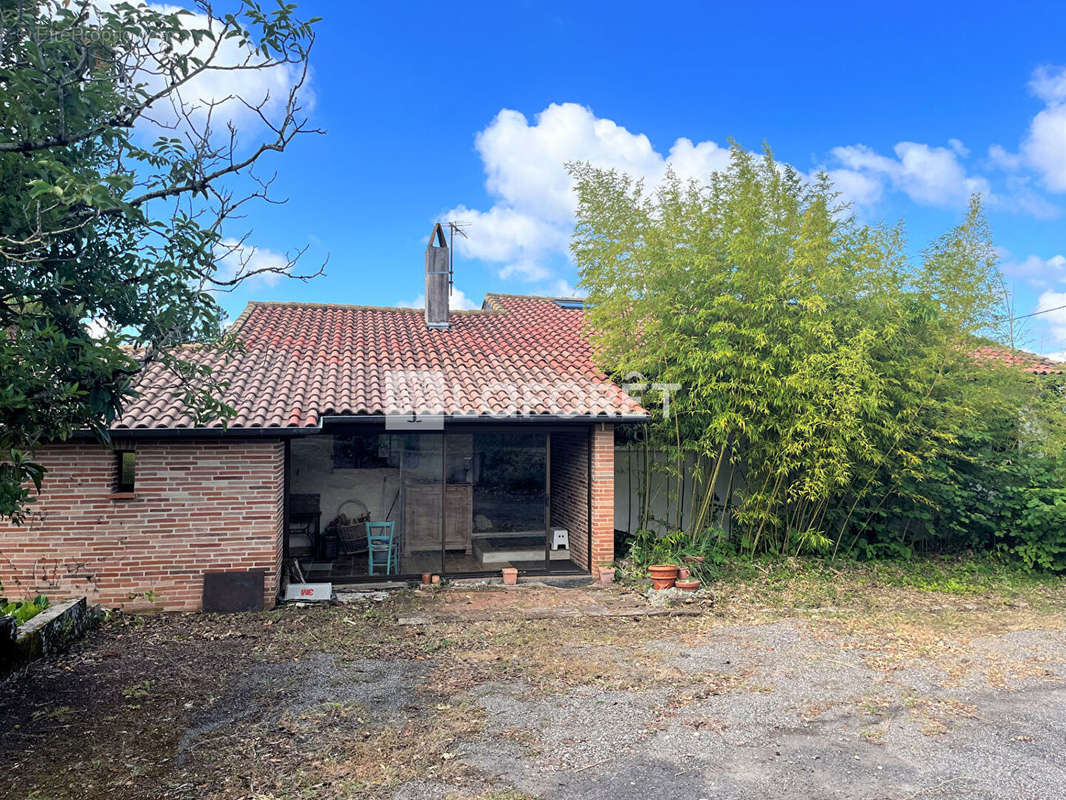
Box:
[289, 436, 404, 527]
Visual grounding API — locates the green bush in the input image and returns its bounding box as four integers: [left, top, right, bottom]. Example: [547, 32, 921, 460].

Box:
[0, 594, 49, 625]
[622, 528, 730, 583]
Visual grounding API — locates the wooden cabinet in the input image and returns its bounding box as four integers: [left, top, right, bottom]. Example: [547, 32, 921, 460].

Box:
[403, 483, 472, 554]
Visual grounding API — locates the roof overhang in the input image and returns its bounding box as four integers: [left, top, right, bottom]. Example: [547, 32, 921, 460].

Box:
[84, 413, 650, 439]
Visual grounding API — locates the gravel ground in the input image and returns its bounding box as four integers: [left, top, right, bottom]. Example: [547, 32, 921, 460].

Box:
[1, 581, 1065, 799]
[458, 620, 1066, 800]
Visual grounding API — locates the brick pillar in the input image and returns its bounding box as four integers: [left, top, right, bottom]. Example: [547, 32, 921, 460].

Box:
[590, 423, 615, 567]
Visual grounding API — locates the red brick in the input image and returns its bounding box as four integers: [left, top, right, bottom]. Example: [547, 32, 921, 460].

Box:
[0, 440, 284, 611]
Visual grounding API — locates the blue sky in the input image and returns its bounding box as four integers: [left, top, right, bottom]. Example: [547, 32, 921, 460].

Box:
[196, 1, 1066, 355]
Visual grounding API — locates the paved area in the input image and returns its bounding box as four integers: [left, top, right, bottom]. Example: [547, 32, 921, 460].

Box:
[1, 581, 1064, 799]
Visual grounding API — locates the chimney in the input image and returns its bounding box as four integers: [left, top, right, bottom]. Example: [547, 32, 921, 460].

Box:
[425, 222, 450, 329]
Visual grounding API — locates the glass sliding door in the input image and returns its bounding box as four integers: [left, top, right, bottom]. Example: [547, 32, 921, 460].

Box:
[461, 431, 554, 573]
[286, 430, 443, 581]
[288, 430, 409, 581]
[286, 427, 582, 580]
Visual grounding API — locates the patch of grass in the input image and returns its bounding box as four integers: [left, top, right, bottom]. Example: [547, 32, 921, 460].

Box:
[709, 554, 1066, 613]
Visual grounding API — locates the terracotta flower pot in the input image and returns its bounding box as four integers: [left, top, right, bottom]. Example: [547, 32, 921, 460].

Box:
[675, 578, 700, 592]
[648, 564, 679, 590]
[598, 566, 616, 584]
[421, 572, 432, 585]
[678, 567, 691, 580]
[501, 567, 518, 586]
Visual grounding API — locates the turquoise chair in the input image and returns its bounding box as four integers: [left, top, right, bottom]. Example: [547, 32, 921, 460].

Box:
[365, 521, 396, 576]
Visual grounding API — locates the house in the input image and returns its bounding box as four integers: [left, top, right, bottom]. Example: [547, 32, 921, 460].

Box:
[971, 345, 1065, 375]
[0, 226, 648, 611]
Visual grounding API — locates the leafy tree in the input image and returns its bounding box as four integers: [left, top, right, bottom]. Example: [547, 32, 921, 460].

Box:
[1, 0, 322, 521]
[571, 145, 1065, 564]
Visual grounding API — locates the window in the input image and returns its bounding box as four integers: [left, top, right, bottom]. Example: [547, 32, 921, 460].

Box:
[115, 450, 136, 493]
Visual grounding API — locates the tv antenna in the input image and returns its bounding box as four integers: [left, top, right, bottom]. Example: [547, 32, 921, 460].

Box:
[446, 220, 469, 293]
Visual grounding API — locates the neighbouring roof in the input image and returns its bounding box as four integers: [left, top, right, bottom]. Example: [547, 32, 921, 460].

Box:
[115, 294, 648, 430]
[972, 345, 1065, 375]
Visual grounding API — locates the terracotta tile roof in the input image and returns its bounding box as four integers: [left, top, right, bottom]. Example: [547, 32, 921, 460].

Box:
[115, 294, 649, 430]
[972, 345, 1065, 375]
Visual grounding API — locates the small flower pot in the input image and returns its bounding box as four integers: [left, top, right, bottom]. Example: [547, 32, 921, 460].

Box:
[420, 572, 432, 585]
[431, 574, 441, 584]
[675, 578, 700, 592]
[648, 564, 679, 590]
[501, 567, 518, 586]
[678, 567, 691, 580]
[598, 566, 616, 584]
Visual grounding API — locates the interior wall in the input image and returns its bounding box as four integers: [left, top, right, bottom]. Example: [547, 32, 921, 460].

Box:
[289, 436, 403, 528]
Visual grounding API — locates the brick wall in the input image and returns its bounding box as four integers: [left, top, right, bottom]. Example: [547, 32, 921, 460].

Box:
[0, 439, 285, 611]
[548, 424, 615, 572]
[549, 430, 589, 570]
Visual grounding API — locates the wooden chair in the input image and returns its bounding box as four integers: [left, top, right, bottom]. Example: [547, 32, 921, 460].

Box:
[365, 521, 396, 576]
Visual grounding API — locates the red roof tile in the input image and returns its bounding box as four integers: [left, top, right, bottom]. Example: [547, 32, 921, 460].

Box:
[972, 345, 1065, 375]
[115, 294, 649, 430]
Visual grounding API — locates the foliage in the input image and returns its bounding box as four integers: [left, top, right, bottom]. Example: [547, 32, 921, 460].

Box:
[622, 528, 729, 583]
[0, 1, 322, 521]
[572, 143, 1066, 570]
[1, 593, 49, 624]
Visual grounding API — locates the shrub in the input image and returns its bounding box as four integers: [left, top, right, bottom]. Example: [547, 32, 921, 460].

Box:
[0, 594, 49, 625]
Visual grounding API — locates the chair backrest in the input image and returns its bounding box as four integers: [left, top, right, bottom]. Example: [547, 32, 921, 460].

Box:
[365, 521, 394, 543]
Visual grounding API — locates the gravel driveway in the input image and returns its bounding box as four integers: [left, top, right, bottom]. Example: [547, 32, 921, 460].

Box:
[448, 621, 1066, 800]
[1, 576, 1064, 800]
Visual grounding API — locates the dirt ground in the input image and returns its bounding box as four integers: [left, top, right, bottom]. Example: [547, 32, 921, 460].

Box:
[2, 569, 1066, 800]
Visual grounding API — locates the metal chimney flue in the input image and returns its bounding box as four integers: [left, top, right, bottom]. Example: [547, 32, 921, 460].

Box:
[425, 222, 450, 329]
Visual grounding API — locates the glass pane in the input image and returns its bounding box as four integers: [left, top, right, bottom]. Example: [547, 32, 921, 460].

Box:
[288, 431, 423, 581]
[464, 432, 549, 573]
[118, 451, 136, 491]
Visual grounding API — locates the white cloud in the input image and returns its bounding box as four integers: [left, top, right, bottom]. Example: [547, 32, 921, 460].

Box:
[987, 144, 1022, 171]
[446, 203, 567, 269]
[1000, 175, 1060, 220]
[499, 260, 553, 282]
[664, 137, 734, 183]
[824, 168, 884, 208]
[830, 141, 991, 208]
[451, 77, 1064, 288]
[1030, 65, 1066, 104]
[1023, 65, 1066, 192]
[1001, 253, 1066, 288]
[1024, 106, 1066, 192]
[395, 287, 480, 311]
[1036, 290, 1066, 344]
[83, 1, 310, 136]
[214, 238, 291, 288]
[445, 103, 733, 284]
